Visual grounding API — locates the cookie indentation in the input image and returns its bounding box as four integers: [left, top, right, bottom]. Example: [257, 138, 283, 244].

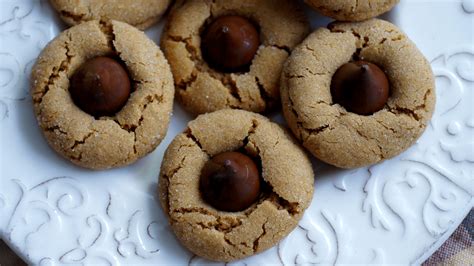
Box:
[201, 15, 260, 72]
[69, 56, 132, 117]
[330, 61, 390, 115]
[199, 151, 261, 212]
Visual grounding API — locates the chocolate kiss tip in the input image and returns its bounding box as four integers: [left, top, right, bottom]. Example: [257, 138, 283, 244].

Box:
[361, 64, 369, 72]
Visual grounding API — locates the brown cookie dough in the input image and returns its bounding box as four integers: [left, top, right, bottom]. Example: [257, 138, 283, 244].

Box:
[305, 0, 399, 21]
[49, 0, 171, 30]
[158, 109, 314, 261]
[31, 20, 174, 170]
[161, 0, 310, 115]
[281, 19, 435, 169]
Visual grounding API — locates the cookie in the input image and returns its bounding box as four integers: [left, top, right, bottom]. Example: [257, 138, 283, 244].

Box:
[158, 109, 314, 261]
[49, 0, 171, 30]
[305, 0, 399, 21]
[31, 20, 174, 170]
[161, 0, 309, 115]
[281, 19, 435, 169]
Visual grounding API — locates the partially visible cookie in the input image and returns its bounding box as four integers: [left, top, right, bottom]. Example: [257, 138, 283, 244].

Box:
[161, 0, 309, 115]
[31, 20, 174, 169]
[158, 109, 314, 261]
[49, 0, 171, 30]
[305, 0, 399, 21]
[281, 19, 435, 168]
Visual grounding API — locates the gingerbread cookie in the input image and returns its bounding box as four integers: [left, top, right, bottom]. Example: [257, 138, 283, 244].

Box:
[281, 19, 435, 169]
[305, 0, 399, 22]
[158, 109, 314, 261]
[161, 0, 309, 115]
[49, 0, 171, 30]
[31, 20, 174, 170]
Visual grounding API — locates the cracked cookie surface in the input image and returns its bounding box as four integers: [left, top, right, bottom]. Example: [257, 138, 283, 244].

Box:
[161, 0, 309, 115]
[158, 109, 314, 261]
[31, 20, 174, 170]
[304, 0, 399, 21]
[49, 0, 171, 30]
[281, 19, 435, 168]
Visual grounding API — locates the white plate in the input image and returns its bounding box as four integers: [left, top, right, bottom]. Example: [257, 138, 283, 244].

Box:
[0, 0, 473, 265]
